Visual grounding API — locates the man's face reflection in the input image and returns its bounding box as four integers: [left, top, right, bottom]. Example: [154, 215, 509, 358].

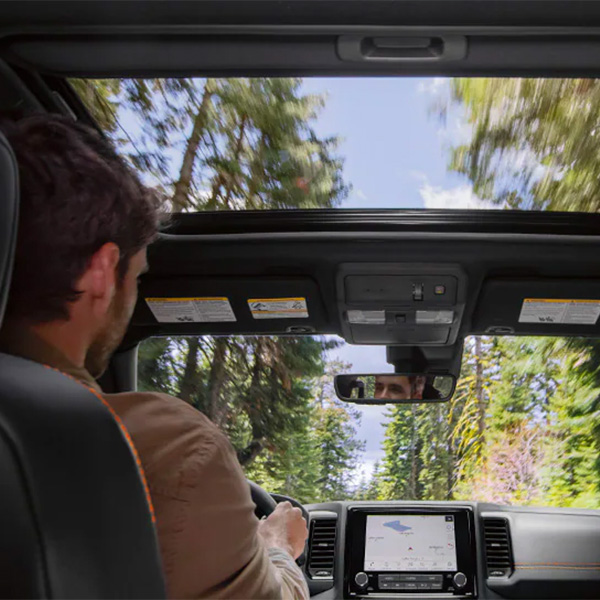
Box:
[374, 375, 424, 401]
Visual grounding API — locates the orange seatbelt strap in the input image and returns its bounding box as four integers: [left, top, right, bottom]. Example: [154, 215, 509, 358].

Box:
[43, 365, 156, 523]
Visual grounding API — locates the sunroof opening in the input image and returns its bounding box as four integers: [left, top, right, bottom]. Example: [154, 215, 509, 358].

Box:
[72, 77, 599, 214]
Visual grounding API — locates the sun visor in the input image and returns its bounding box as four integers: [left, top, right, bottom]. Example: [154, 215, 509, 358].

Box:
[131, 276, 329, 336]
[473, 278, 600, 336]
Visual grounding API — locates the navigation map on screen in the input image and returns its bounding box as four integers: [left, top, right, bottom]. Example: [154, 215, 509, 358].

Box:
[364, 514, 458, 572]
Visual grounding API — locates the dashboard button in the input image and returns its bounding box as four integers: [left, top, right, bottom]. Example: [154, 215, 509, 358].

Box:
[453, 572, 467, 589]
[417, 582, 432, 590]
[422, 575, 443, 583]
[355, 572, 369, 588]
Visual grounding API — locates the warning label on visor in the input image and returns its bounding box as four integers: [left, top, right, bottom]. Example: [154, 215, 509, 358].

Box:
[248, 297, 309, 319]
[145, 297, 236, 323]
[519, 298, 600, 325]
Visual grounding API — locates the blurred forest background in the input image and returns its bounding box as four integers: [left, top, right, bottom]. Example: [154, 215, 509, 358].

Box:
[75, 77, 600, 507]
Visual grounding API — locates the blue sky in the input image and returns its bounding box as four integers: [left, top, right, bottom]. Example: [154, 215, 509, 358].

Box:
[299, 77, 480, 482]
[301, 77, 486, 212]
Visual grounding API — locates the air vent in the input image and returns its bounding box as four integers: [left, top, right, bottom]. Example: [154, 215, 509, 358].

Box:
[483, 517, 514, 578]
[307, 518, 337, 579]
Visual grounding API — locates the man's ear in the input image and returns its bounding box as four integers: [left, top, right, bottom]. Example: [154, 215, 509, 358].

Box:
[80, 243, 121, 316]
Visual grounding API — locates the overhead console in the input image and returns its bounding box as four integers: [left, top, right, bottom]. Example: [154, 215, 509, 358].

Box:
[336, 264, 467, 346]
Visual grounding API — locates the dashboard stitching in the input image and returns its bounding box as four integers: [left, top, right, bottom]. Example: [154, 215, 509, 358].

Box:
[516, 565, 600, 571]
[515, 562, 600, 566]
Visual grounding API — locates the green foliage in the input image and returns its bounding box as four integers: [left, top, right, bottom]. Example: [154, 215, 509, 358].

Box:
[378, 403, 425, 500]
[69, 79, 122, 133]
[373, 336, 600, 508]
[444, 78, 600, 211]
[137, 337, 178, 394]
[309, 364, 365, 502]
[72, 77, 349, 211]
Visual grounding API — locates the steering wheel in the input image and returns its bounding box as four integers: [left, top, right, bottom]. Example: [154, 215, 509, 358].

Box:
[248, 480, 309, 568]
[248, 479, 278, 517]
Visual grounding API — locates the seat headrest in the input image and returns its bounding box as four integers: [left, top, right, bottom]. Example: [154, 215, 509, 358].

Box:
[0, 131, 19, 328]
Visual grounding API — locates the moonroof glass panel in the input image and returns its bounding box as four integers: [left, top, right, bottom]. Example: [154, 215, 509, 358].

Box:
[73, 78, 600, 214]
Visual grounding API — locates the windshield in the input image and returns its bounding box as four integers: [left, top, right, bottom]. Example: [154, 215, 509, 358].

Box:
[73, 77, 600, 214]
[78, 75, 600, 507]
[138, 335, 600, 508]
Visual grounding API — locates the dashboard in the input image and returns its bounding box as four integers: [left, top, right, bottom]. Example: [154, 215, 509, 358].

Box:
[301, 501, 600, 600]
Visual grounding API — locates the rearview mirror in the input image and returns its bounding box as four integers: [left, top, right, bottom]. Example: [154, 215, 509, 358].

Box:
[334, 373, 456, 404]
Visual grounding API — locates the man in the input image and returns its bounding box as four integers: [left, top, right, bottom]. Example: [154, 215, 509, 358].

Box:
[0, 115, 309, 599]
[373, 374, 425, 401]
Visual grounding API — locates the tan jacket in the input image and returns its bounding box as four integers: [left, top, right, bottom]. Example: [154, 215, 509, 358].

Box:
[0, 325, 308, 600]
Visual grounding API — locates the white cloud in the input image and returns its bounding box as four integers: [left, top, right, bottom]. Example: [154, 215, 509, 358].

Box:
[420, 182, 497, 210]
[417, 77, 447, 95]
[355, 189, 368, 201]
[437, 116, 472, 146]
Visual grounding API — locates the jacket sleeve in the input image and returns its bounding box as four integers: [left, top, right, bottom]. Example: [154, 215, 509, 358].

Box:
[150, 414, 307, 600]
[267, 547, 311, 600]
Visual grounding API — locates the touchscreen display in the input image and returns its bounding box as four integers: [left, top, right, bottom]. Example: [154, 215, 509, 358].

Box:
[364, 514, 458, 572]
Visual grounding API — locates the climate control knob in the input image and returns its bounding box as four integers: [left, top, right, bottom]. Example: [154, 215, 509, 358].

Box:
[354, 572, 369, 588]
[453, 572, 467, 589]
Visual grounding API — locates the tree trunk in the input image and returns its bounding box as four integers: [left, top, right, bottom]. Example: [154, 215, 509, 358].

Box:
[206, 338, 229, 427]
[172, 80, 215, 211]
[205, 173, 225, 210]
[475, 337, 486, 453]
[178, 337, 201, 405]
[237, 339, 266, 466]
[245, 133, 267, 209]
[205, 113, 249, 210]
[446, 437, 455, 500]
[223, 115, 248, 208]
[408, 405, 420, 499]
[237, 438, 265, 466]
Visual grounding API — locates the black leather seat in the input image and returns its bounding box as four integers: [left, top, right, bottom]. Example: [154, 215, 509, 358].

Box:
[0, 131, 166, 598]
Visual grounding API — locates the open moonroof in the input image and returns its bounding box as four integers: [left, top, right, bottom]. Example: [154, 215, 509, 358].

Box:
[72, 76, 600, 217]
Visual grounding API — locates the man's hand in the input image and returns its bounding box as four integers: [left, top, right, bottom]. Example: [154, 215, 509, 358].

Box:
[257, 501, 308, 559]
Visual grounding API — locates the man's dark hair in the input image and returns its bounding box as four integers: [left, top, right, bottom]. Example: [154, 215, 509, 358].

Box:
[1, 113, 161, 322]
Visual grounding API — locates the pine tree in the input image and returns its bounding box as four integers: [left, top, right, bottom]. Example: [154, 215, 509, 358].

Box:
[379, 404, 424, 500]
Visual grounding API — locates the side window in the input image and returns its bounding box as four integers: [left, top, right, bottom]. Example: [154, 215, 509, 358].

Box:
[138, 335, 364, 504]
[137, 335, 600, 508]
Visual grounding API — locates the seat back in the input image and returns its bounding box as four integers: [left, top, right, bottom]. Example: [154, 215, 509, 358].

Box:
[0, 130, 17, 324]
[0, 129, 165, 598]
